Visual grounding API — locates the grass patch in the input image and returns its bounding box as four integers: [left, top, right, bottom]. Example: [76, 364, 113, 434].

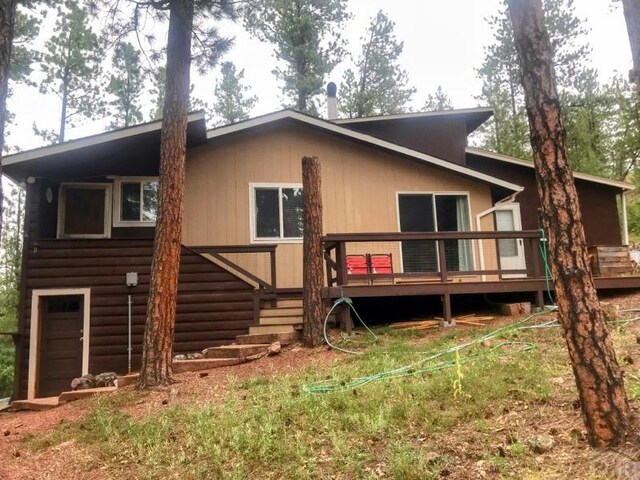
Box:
[29, 322, 565, 479]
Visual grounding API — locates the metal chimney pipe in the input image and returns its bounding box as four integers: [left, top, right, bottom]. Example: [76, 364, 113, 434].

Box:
[327, 82, 337, 120]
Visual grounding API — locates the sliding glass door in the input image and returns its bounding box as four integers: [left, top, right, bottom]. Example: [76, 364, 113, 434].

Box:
[398, 193, 472, 273]
[398, 194, 437, 272]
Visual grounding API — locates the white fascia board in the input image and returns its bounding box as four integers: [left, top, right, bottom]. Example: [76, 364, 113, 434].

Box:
[332, 107, 494, 124]
[466, 146, 635, 191]
[206, 110, 524, 192]
[3, 111, 207, 167]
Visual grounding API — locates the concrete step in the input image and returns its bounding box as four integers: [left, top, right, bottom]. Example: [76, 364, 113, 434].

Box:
[261, 307, 303, 317]
[249, 324, 296, 334]
[203, 344, 270, 359]
[59, 387, 117, 403]
[259, 315, 303, 326]
[236, 331, 300, 345]
[173, 358, 242, 373]
[10, 397, 59, 411]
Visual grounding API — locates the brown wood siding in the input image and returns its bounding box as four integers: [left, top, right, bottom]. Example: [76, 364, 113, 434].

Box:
[466, 154, 622, 246]
[30, 180, 155, 241]
[184, 122, 496, 288]
[16, 239, 254, 399]
[340, 117, 468, 165]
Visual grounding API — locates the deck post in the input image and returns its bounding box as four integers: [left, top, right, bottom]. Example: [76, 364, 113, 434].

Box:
[338, 303, 353, 334]
[270, 247, 277, 307]
[252, 290, 261, 325]
[442, 292, 453, 327]
[336, 241, 348, 286]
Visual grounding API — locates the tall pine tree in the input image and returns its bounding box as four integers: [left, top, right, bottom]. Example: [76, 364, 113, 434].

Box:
[244, 0, 348, 114]
[476, 0, 590, 162]
[107, 42, 145, 128]
[339, 10, 414, 118]
[211, 61, 257, 125]
[423, 86, 453, 111]
[36, 0, 103, 143]
[98, 0, 235, 387]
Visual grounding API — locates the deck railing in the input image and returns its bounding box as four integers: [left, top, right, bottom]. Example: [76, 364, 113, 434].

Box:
[188, 244, 278, 302]
[323, 230, 545, 288]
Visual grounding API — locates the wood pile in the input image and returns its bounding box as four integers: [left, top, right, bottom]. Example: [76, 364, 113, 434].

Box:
[389, 313, 495, 330]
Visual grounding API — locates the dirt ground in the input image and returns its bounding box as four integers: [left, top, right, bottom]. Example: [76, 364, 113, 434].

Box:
[2, 290, 640, 479]
[0, 344, 343, 480]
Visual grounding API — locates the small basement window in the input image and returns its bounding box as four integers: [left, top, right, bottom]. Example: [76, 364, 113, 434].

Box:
[251, 183, 303, 242]
[113, 177, 159, 227]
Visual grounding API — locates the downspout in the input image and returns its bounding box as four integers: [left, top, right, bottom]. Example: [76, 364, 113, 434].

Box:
[475, 191, 520, 281]
[621, 189, 629, 246]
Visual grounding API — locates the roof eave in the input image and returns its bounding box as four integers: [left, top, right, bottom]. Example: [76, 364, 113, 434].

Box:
[466, 147, 635, 191]
[3, 111, 208, 168]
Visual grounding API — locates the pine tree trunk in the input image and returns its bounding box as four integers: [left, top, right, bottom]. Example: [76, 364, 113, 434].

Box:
[0, 0, 16, 244]
[302, 156, 325, 347]
[138, 0, 193, 388]
[623, 0, 640, 94]
[507, 0, 629, 448]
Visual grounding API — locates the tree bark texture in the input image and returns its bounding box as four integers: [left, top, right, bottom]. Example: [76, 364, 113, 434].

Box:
[623, 0, 640, 94]
[302, 156, 325, 347]
[0, 0, 16, 244]
[138, 0, 193, 388]
[507, 0, 630, 448]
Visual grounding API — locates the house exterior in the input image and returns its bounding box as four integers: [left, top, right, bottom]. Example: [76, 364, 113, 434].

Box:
[3, 107, 636, 400]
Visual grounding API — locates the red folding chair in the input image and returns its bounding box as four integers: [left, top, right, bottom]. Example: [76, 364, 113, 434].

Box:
[346, 255, 369, 275]
[369, 253, 393, 274]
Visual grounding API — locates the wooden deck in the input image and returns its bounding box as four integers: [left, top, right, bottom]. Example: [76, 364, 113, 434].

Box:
[321, 231, 640, 324]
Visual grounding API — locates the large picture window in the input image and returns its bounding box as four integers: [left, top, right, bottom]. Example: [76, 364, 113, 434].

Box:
[251, 184, 303, 242]
[113, 177, 159, 227]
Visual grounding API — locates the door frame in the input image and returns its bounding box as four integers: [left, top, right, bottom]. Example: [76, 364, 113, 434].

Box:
[494, 203, 527, 279]
[395, 191, 474, 273]
[28, 288, 91, 399]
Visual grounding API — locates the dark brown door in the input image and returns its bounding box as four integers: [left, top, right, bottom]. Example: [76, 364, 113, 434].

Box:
[37, 295, 84, 397]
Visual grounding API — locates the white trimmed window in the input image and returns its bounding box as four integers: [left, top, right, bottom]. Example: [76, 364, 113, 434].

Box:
[250, 183, 303, 242]
[113, 177, 159, 227]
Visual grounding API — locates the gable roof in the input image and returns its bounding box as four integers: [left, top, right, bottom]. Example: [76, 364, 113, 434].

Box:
[466, 147, 634, 191]
[207, 109, 523, 193]
[333, 107, 493, 134]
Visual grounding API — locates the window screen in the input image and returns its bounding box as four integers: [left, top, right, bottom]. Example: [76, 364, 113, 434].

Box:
[254, 186, 304, 240]
[255, 188, 280, 238]
[63, 187, 106, 236]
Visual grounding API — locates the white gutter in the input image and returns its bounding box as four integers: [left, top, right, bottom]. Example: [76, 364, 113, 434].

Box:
[621, 190, 629, 246]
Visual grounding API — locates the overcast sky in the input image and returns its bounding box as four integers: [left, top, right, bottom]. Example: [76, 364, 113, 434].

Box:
[5, 0, 634, 152]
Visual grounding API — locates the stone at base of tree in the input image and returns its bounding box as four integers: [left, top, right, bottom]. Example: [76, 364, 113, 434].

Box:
[268, 341, 281, 355]
[500, 302, 531, 316]
[173, 352, 204, 361]
[71, 374, 95, 390]
[244, 341, 282, 362]
[527, 434, 555, 454]
[94, 372, 118, 387]
[71, 372, 118, 390]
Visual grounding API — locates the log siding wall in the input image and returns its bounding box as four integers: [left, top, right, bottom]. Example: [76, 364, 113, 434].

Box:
[17, 239, 254, 399]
